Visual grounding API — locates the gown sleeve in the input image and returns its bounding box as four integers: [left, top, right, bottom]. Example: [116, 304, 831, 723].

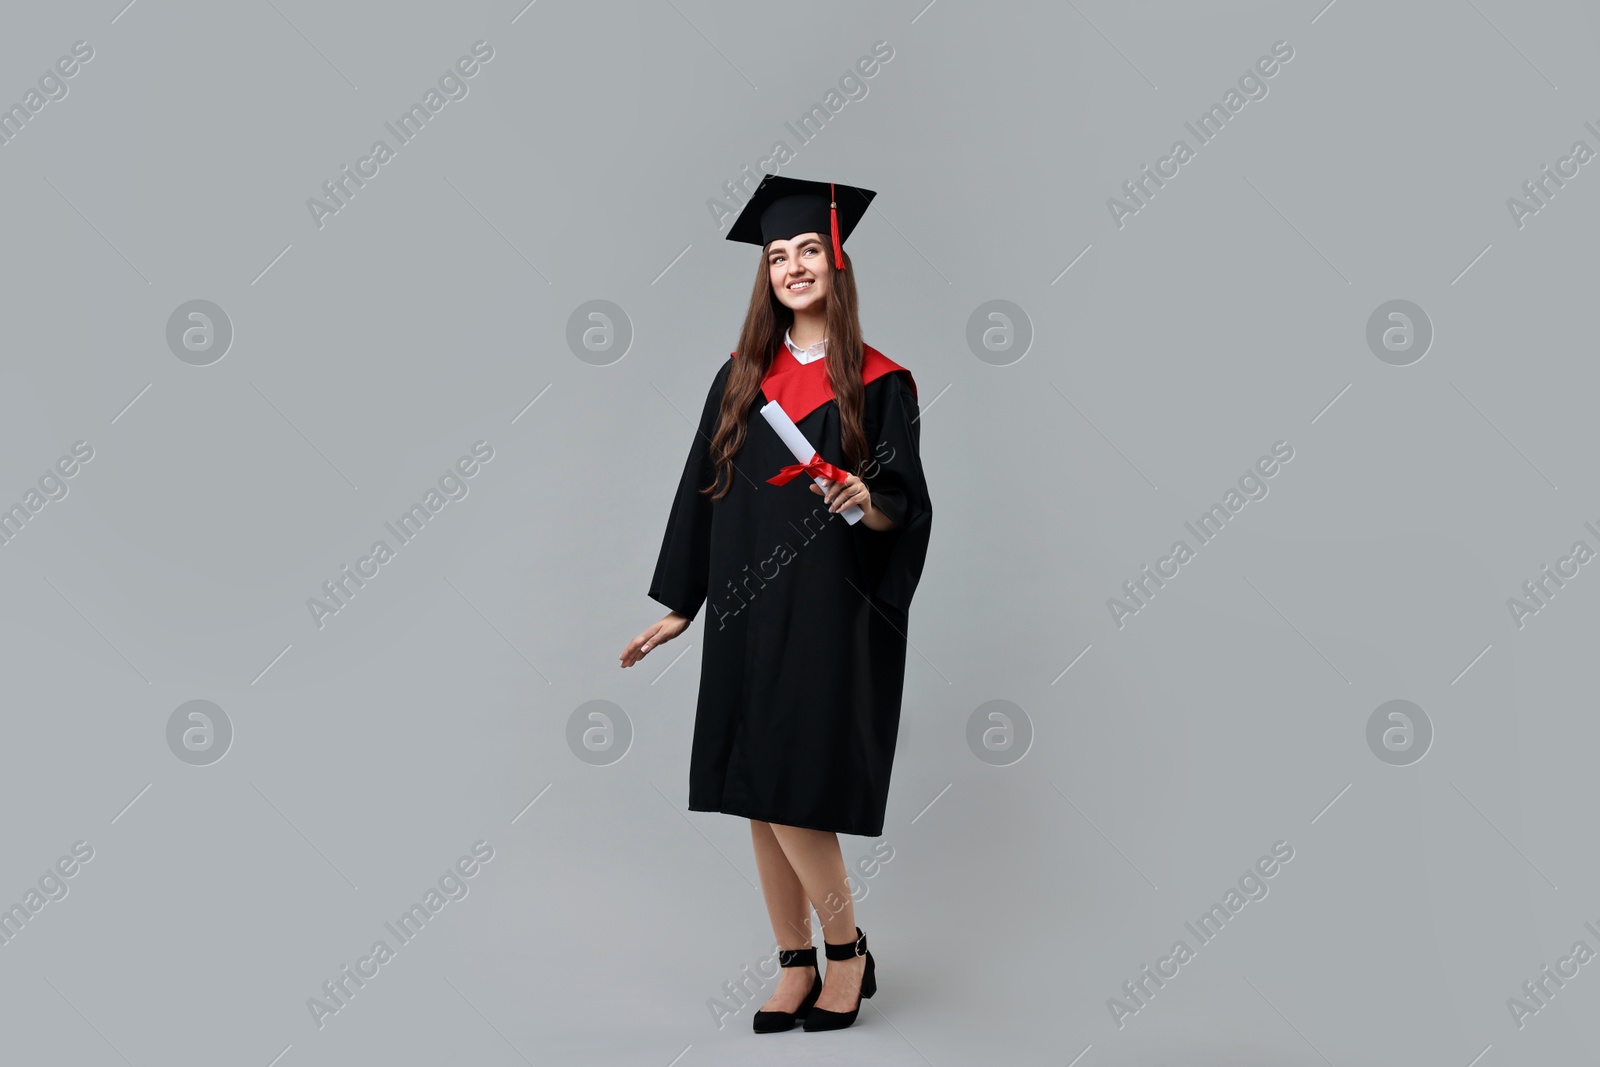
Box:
[647, 360, 730, 622]
[857, 369, 933, 621]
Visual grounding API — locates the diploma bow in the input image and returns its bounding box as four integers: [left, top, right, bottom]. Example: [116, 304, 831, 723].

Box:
[766, 452, 851, 487]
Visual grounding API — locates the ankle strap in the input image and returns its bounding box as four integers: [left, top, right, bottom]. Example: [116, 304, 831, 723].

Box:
[822, 926, 867, 960]
[776, 946, 816, 967]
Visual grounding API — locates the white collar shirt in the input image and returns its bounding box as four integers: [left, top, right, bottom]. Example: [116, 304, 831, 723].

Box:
[784, 328, 828, 365]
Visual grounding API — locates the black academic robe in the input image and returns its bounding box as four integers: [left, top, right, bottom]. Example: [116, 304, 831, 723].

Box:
[648, 350, 932, 837]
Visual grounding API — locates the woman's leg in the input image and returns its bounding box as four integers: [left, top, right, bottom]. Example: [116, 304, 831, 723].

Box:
[750, 819, 817, 1013]
[766, 823, 866, 1013]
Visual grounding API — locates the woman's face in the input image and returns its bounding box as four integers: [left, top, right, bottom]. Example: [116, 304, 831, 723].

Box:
[767, 232, 832, 313]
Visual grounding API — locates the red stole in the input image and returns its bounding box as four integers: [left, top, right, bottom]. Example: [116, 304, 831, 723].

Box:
[732, 343, 917, 425]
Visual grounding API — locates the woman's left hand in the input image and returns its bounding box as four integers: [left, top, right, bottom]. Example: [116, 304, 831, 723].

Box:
[812, 474, 870, 515]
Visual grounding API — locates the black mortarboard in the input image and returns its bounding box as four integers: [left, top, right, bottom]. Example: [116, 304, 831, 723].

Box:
[724, 174, 876, 271]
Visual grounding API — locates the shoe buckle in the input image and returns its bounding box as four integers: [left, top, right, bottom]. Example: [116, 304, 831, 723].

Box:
[853, 931, 867, 957]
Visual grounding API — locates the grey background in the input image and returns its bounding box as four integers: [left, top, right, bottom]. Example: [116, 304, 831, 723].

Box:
[2, 0, 1597, 1064]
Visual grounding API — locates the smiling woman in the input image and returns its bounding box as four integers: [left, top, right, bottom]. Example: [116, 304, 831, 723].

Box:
[622, 173, 932, 1034]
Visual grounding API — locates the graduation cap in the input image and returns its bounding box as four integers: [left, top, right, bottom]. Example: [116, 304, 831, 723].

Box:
[725, 174, 876, 271]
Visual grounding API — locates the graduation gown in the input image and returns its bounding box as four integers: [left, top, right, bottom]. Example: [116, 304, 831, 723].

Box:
[648, 343, 932, 837]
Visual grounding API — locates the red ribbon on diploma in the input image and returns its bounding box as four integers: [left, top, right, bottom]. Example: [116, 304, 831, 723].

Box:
[767, 452, 851, 487]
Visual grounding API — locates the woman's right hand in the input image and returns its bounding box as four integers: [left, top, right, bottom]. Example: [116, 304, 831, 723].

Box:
[620, 611, 690, 667]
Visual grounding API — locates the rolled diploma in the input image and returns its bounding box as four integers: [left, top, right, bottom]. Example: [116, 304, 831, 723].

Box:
[759, 399, 864, 524]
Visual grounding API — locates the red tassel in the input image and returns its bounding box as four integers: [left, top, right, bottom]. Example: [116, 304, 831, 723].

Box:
[830, 182, 845, 271]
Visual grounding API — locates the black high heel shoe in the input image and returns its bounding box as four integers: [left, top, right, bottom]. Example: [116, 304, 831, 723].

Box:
[752, 946, 822, 1033]
[803, 926, 876, 1031]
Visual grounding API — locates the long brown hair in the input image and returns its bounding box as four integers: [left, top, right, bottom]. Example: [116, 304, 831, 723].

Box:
[703, 242, 868, 500]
